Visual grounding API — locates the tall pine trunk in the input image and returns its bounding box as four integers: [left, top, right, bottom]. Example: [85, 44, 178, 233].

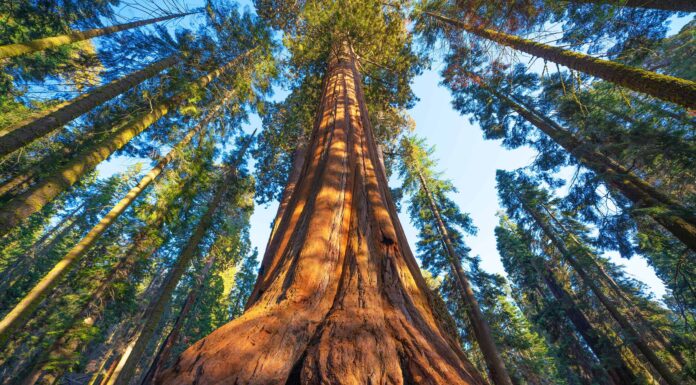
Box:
[470, 75, 696, 251]
[0, 13, 193, 59]
[157, 41, 487, 385]
[0, 50, 252, 236]
[569, 0, 696, 12]
[0, 202, 83, 300]
[0, 100, 227, 344]
[0, 172, 34, 198]
[522, 200, 681, 385]
[425, 11, 696, 109]
[536, 262, 637, 385]
[19, 214, 166, 385]
[542, 206, 689, 371]
[108, 150, 248, 385]
[0, 56, 178, 157]
[20, 247, 154, 385]
[416, 170, 512, 385]
[91, 271, 170, 385]
[139, 252, 217, 385]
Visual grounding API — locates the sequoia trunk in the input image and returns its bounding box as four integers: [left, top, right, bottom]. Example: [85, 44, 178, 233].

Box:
[157, 42, 487, 385]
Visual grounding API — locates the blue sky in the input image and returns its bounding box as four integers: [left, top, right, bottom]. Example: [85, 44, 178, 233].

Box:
[94, 4, 694, 301]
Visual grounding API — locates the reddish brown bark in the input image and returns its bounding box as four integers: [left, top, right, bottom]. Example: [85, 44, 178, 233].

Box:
[157, 43, 487, 385]
[266, 144, 308, 257]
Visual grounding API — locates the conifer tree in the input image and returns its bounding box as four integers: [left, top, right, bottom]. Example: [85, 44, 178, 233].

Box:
[495, 218, 642, 385]
[141, 164, 255, 384]
[0, 49, 255, 236]
[497, 170, 690, 384]
[413, 1, 696, 108]
[397, 136, 566, 385]
[1, 1, 694, 384]
[0, 56, 178, 157]
[108, 139, 252, 385]
[440, 52, 696, 251]
[0, 94, 243, 344]
[0, 12, 194, 59]
[398, 136, 512, 385]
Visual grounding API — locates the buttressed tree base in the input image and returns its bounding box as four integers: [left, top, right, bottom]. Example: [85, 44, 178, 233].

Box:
[156, 43, 487, 385]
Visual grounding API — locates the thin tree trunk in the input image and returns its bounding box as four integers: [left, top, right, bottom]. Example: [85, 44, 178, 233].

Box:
[0, 209, 80, 302]
[19, 221, 164, 385]
[632, 95, 696, 125]
[88, 354, 117, 385]
[567, 0, 696, 12]
[417, 170, 513, 385]
[157, 41, 487, 385]
[425, 11, 696, 109]
[547, 318, 606, 385]
[537, 263, 637, 385]
[20, 248, 155, 385]
[0, 202, 83, 295]
[90, 269, 169, 385]
[0, 172, 35, 198]
[0, 50, 252, 236]
[0, 13, 194, 59]
[0, 56, 178, 157]
[0, 96, 232, 344]
[543, 206, 689, 370]
[32, 202, 85, 252]
[523, 201, 681, 385]
[97, 358, 119, 385]
[139, 253, 217, 385]
[468, 74, 696, 251]
[108, 147, 250, 385]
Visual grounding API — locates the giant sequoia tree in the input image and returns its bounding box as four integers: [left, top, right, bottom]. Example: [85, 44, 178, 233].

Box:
[0, 0, 694, 384]
[157, 40, 487, 385]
